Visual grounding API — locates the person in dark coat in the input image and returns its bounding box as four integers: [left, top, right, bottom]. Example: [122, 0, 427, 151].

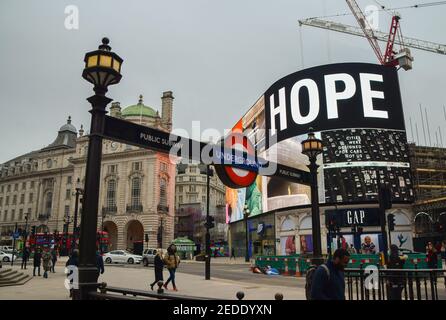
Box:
[95, 251, 105, 280]
[21, 247, 30, 270]
[310, 249, 350, 300]
[50, 249, 58, 273]
[66, 250, 79, 298]
[426, 242, 438, 269]
[150, 250, 164, 290]
[33, 248, 42, 276]
[387, 244, 407, 300]
[230, 247, 236, 260]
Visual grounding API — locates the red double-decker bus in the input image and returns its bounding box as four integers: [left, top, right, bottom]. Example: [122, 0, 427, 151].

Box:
[28, 231, 109, 255]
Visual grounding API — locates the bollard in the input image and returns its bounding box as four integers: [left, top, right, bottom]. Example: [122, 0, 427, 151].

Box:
[275, 293, 284, 300]
[157, 281, 164, 294]
[236, 291, 245, 300]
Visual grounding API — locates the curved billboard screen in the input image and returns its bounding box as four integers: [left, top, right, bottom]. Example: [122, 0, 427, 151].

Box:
[226, 63, 413, 223]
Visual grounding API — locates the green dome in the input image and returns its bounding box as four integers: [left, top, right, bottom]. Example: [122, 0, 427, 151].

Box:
[121, 95, 158, 118]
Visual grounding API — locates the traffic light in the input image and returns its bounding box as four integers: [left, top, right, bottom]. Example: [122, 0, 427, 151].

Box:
[387, 213, 396, 231]
[145, 233, 149, 243]
[205, 216, 215, 229]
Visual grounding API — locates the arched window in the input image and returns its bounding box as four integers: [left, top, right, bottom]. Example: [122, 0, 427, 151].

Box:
[45, 192, 53, 216]
[106, 180, 117, 209]
[131, 177, 141, 206]
[160, 178, 167, 207]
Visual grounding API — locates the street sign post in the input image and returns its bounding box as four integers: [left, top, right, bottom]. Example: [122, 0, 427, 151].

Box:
[102, 115, 310, 185]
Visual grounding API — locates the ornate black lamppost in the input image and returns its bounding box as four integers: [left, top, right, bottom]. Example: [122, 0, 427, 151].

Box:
[77, 37, 123, 300]
[301, 131, 324, 266]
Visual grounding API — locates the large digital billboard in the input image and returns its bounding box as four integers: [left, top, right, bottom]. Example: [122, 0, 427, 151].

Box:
[226, 63, 413, 223]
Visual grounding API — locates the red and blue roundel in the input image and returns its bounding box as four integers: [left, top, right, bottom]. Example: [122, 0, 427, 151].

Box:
[214, 132, 258, 189]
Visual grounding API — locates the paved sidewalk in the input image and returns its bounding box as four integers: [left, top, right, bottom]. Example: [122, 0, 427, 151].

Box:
[0, 264, 306, 300]
[181, 257, 252, 265]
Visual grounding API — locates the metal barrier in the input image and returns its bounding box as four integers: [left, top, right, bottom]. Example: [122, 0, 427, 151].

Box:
[345, 267, 446, 300]
[86, 281, 284, 300]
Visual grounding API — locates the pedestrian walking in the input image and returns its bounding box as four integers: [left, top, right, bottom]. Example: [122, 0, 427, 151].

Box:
[308, 249, 350, 300]
[21, 247, 30, 270]
[41, 247, 52, 278]
[50, 248, 58, 273]
[95, 251, 105, 281]
[387, 244, 407, 300]
[33, 248, 42, 276]
[426, 242, 438, 269]
[66, 249, 79, 298]
[150, 249, 164, 290]
[163, 244, 180, 291]
[347, 244, 356, 255]
[230, 247, 236, 261]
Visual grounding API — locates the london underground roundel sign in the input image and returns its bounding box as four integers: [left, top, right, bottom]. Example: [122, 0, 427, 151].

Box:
[214, 132, 258, 189]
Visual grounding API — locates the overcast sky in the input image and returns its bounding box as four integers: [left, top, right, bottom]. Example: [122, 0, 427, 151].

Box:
[1, 0, 445, 163]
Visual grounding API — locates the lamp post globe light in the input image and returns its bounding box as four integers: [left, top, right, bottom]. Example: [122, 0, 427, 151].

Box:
[301, 131, 324, 266]
[244, 204, 250, 263]
[77, 38, 123, 300]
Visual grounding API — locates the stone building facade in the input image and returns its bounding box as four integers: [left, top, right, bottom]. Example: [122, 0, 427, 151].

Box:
[174, 163, 227, 245]
[0, 92, 176, 254]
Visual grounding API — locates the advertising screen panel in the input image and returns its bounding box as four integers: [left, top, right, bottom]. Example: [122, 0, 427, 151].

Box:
[226, 63, 413, 223]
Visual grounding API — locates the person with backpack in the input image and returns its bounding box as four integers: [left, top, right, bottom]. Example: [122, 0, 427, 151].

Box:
[163, 244, 180, 291]
[307, 249, 350, 300]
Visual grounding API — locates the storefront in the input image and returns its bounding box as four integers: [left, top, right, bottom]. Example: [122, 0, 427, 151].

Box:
[275, 203, 414, 256]
[229, 211, 275, 258]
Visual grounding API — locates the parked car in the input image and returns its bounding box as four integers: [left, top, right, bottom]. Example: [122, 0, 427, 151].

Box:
[103, 250, 142, 264]
[0, 250, 17, 262]
[1, 246, 13, 252]
[142, 248, 162, 267]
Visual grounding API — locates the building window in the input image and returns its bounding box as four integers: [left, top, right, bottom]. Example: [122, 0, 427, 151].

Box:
[106, 180, 117, 208]
[12, 195, 17, 205]
[22, 182, 26, 190]
[29, 193, 33, 203]
[20, 194, 25, 204]
[45, 192, 53, 216]
[179, 195, 183, 203]
[202, 196, 206, 203]
[108, 165, 117, 174]
[190, 176, 196, 182]
[0, 186, 3, 193]
[178, 176, 183, 182]
[131, 177, 141, 206]
[19, 209, 23, 221]
[64, 205, 70, 218]
[30, 181, 35, 189]
[14, 184, 18, 191]
[0, 197, 2, 206]
[47, 159, 53, 169]
[190, 185, 196, 192]
[4, 210, 7, 222]
[27, 208, 31, 219]
[178, 186, 183, 192]
[5, 196, 9, 205]
[67, 176, 72, 185]
[66, 189, 71, 200]
[190, 166, 196, 173]
[7, 185, 11, 192]
[160, 178, 167, 207]
[11, 209, 15, 221]
[132, 162, 142, 172]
